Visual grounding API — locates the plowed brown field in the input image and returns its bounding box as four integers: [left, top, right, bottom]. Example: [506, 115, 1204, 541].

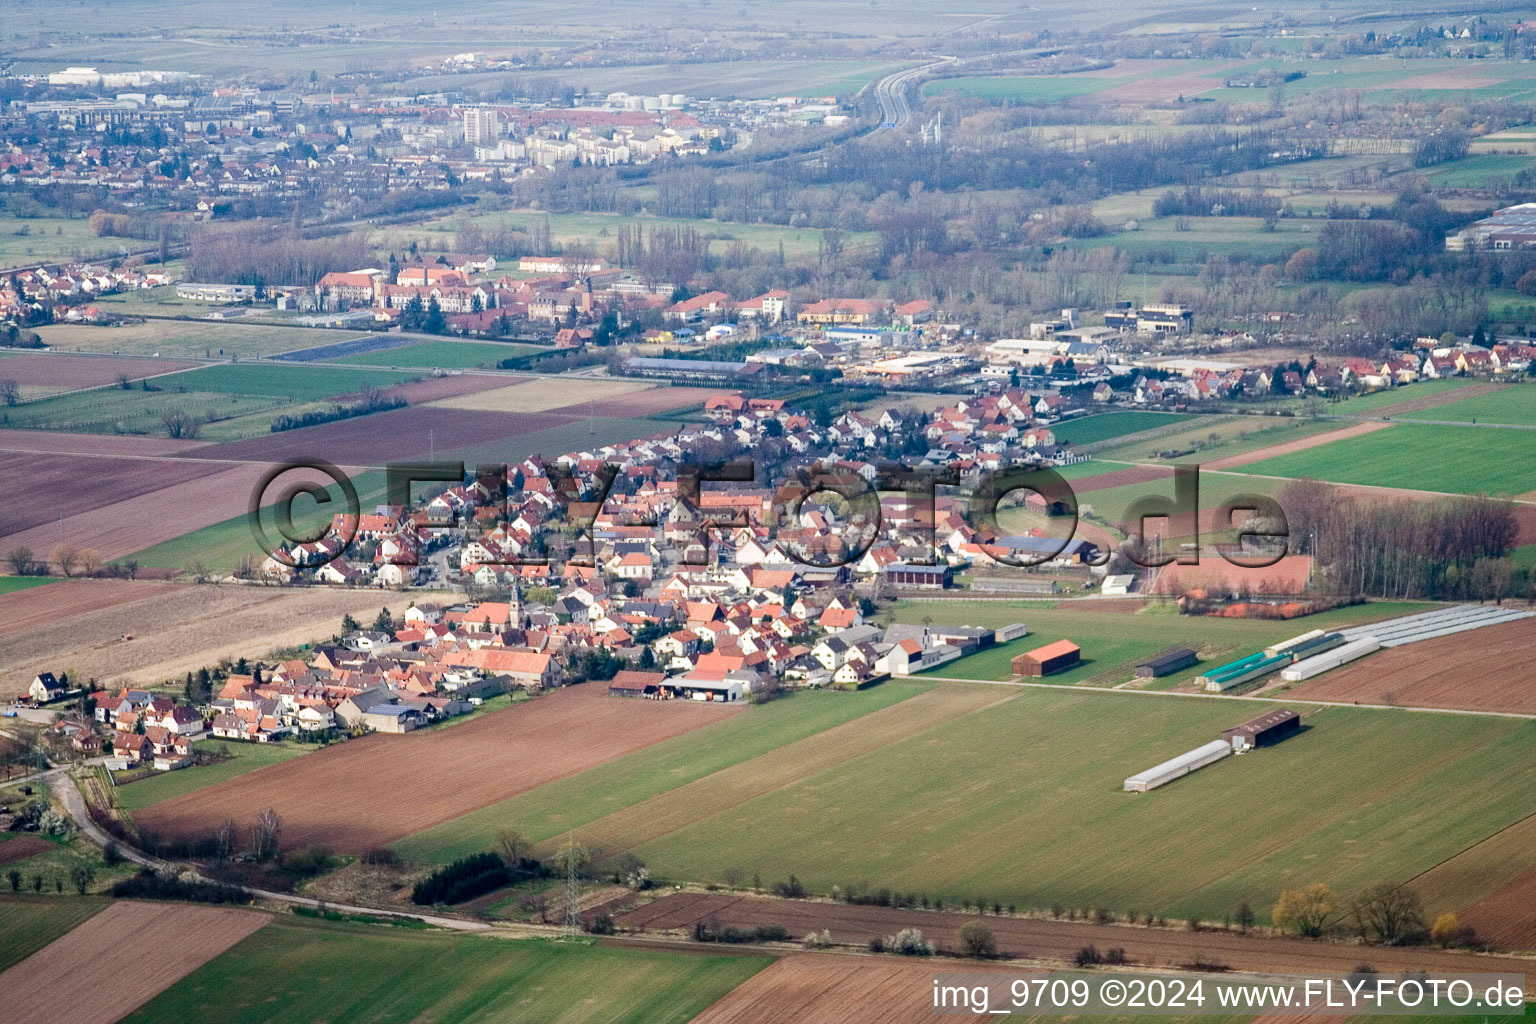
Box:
[133, 686, 740, 851]
[0, 901, 267, 1024]
[0, 578, 181, 638]
[691, 953, 1037, 1024]
[1285, 618, 1536, 714]
[0, 585, 401, 698]
[1461, 869, 1536, 951]
[0, 353, 197, 389]
[0, 429, 207, 456]
[621, 894, 1536, 977]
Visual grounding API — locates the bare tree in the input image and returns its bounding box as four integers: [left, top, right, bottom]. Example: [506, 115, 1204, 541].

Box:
[216, 817, 239, 860]
[1352, 883, 1424, 945]
[251, 808, 282, 861]
[6, 546, 34, 575]
[495, 828, 530, 866]
[161, 408, 203, 439]
[51, 544, 79, 578]
[0, 379, 18, 406]
[78, 549, 103, 576]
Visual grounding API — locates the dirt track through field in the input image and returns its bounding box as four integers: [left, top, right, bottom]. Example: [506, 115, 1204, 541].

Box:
[1200, 421, 1396, 471]
[1357, 381, 1502, 416]
[625, 893, 1536, 979]
[0, 901, 267, 1024]
[133, 686, 742, 851]
[579, 686, 1012, 861]
[1285, 619, 1536, 715]
[690, 953, 1037, 1024]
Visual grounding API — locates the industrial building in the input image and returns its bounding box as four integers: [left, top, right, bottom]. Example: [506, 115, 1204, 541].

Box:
[1222, 709, 1301, 751]
[1134, 647, 1198, 679]
[1124, 740, 1231, 792]
[1011, 639, 1081, 677]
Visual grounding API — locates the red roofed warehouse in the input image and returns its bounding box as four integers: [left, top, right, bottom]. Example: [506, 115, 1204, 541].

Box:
[1011, 639, 1081, 677]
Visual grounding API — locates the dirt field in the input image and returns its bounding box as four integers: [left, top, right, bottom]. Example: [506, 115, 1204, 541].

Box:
[618, 893, 1536, 977]
[1461, 869, 1536, 951]
[554, 384, 717, 418]
[1073, 464, 1173, 493]
[0, 579, 181, 638]
[0, 901, 267, 1024]
[1201, 421, 1396, 471]
[690, 953, 1034, 1024]
[429, 377, 659, 414]
[0, 585, 405, 698]
[133, 686, 741, 851]
[1285, 618, 1536, 714]
[379, 373, 524, 404]
[0, 429, 207, 457]
[0, 836, 53, 865]
[0, 460, 276, 563]
[1087, 70, 1224, 103]
[186, 406, 578, 465]
[0, 452, 215, 537]
[0, 352, 198, 390]
[1385, 71, 1499, 90]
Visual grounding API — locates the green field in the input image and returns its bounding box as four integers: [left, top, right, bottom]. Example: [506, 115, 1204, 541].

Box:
[1237, 422, 1536, 497]
[170, 364, 420, 401]
[1419, 153, 1534, 188]
[121, 916, 769, 1024]
[393, 682, 931, 864]
[1054, 411, 1193, 446]
[1328, 378, 1481, 415]
[1399, 385, 1536, 427]
[331, 340, 538, 369]
[1079, 216, 1315, 263]
[630, 688, 1536, 924]
[35, 321, 365, 360]
[0, 387, 290, 436]
[0, 576, 61, 595]
[114, 741, 320, 812]
[391, 210, 877, 262]
[0, 215, 107, 265]
[0, 896, 109, 971]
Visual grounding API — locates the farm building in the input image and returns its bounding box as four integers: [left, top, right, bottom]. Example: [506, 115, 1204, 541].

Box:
[1281, 637, 1381, 681]
[1134, 647, 1198, 679]
[1011, 639, 1081, 677]
[1124, 740, 1231, 792]
[1198, 650, 1290, 692]
[1222, 709, 1301, 751]
[608, 670, 666, 698]
[882, 562, 953, 589]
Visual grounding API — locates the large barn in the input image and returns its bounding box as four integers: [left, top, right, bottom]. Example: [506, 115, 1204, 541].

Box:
[1222, 708, 1301, 751]
[1134, 647, 1198, 679]
[1011, 639, 1081, 677]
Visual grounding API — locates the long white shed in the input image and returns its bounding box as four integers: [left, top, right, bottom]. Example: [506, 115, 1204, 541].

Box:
[1280, 636, 1381, 681]
[1123, 740, 1232, 793]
